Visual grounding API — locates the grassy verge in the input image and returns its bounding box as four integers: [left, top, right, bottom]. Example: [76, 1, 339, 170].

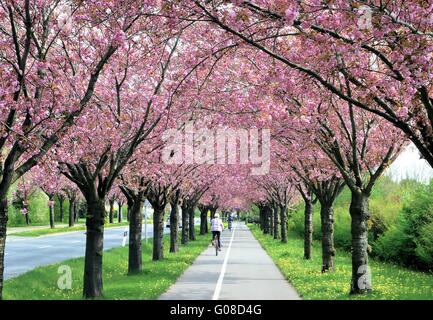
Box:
[249, 224, 433, 300]
[12, 221, 137, 237]
[4, 229, 209, 299]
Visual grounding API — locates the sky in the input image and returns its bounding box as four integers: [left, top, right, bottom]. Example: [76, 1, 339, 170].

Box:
[385, 143, 433, 183]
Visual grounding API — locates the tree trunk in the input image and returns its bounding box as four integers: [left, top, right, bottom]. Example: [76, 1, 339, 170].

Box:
[69, 198, 75, 227]
[273, 205, 279, 239]
[127, 205, 130, 222]
[181, 204, 189, 245]
[49, 201, 55, 229]
[320, 204, 335, 272]
[280, 205, 288, 243]
[25, 209, 30, 225]
[74, 202, 78, 222]
[259, 207, 264, 230]
[349, 191, 372, 294]
[304, 199, 313, 260]
[128, 198, 143, 274]
[118, 203, 122, 223]
[83, 198, 105, 298]
[199, 207, 207, 235]
[263, 206, 270, 234]
[188, 206, 196, 241]
[269, 207, 274, 236]
[59, 197, 64, 222]
[152, 206, 165, 261]
[169, 203, 179, 253]
[0, 198, 8, 300]
[109, 200, 114, 224]
[205, 214, 208, 233]
[209, 207, 217, 219]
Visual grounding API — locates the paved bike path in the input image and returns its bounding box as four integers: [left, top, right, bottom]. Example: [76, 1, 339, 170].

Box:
[159, 222, 301, 300]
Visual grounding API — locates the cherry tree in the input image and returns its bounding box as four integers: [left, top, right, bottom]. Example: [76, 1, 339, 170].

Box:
[12, 175, 37, 226]
[0, 0, 148, 299]
[190, 1, 433, 167]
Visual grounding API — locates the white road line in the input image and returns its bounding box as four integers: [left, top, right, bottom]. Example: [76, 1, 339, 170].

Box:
[37, 245, 52, 249]
[7, 238, 26, 242]
[212, 222, 238, 300]
[71, 240, 81, 243]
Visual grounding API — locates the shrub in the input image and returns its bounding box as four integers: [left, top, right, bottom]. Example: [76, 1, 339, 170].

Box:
[286, 177, 433, 271]
[374, 180, 433, 270]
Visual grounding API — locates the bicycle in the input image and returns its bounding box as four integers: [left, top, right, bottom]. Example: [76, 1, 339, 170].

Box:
[212, 233, 220, 256]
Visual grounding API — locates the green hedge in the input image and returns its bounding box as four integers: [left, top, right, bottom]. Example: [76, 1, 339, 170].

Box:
[7, 184, 73, 227]
[288, 177, 433, 271]
[7, 183, 50, 226]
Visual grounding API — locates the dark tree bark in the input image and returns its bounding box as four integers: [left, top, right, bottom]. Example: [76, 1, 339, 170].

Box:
[263, 205, 270, 234]
[320, 204, 335, 272]
[258, 205, 264, 231]
[120, 183, 147, 273]
[279, 204, 288, 243]
[273, 205, 279, 239]
[83, 198, 105, 298]
[68, 198, 76, 227]
[49, 207, 55, 228]
[127, 196, 144, 274]
[209, 206, 217, 219]
[349, 190, 372, 294]
[304, 199, 313, 260]
[269, 206, 274, 236]
[169, 191, 180, 253]
[293, 175, 344, 272]
[108, 199, 114, 224]
[24, 208, 30, 225]
[58, 194, 65, 222]
[188, 205, 196, 241]
[48, 195, 55, 229]
[152, 206, 165, 261]
[74, 201, 78, 222]
[198, 204, 208, 235]
[127, 205, 130, 222]
[181, 202, 189, 245]
[118, 202, 123, 223]
[0, 199, 8, 300]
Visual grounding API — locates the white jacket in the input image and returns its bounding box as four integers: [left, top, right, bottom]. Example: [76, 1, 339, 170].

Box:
[210, 218, 223, 232]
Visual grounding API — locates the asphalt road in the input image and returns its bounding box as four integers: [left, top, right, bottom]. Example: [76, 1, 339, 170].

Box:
[4, 224, 169, 280]
[159, 222, 301, 300]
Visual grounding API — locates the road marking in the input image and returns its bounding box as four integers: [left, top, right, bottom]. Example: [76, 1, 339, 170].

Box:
[71, 240, 81, 243]
[37, 245, 53, 249]
[212, 222, 237, 300]
[7, 238, 26, 242]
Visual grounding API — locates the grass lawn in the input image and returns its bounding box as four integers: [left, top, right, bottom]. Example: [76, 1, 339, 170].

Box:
[3, 229, 209, 299]
[11, 221, 150, 237]
[249, 224, 433, 300]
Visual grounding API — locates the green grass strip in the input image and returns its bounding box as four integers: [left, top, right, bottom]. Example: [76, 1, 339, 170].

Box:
[4, 229, 210, 299]
[11, 222, 131, 237]
[249, 224, 433, 300]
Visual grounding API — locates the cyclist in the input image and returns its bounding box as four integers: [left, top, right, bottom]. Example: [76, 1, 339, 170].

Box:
[227, 214, 233, 231]
[211, 213, 224, 251]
